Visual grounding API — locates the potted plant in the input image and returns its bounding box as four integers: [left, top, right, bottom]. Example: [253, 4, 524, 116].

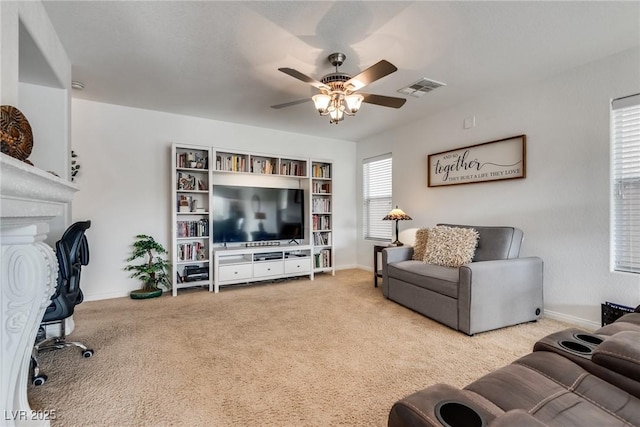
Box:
[125, 234, 172, 299]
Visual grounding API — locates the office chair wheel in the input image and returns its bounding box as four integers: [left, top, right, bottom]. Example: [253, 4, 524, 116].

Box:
[32, 374, 47, 386]
[82, 349, 94, 358]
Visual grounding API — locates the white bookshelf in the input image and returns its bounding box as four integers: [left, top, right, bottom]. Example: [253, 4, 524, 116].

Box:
[171, 143, 213, 295]
[171, 145, 335, 294]
[311, 160, 335, 275]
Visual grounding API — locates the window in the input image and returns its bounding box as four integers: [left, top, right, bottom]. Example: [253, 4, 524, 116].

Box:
[611, 94, 640, 274]
[363, 154, 392, 241]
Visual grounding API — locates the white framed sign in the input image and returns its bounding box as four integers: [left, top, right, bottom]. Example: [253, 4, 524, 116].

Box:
[428, 135, 526, 187]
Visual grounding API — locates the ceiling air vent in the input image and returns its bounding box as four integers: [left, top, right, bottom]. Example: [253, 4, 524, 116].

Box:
[397, 78, 446, 98]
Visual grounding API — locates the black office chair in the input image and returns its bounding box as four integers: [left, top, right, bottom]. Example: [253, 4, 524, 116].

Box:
[31, 220, 94, 386]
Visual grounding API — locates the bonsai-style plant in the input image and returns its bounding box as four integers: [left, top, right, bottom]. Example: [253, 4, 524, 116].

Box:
[125, 234, 172, 299]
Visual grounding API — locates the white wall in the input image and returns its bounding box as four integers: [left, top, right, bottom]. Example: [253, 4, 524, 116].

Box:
[1, 1, 72, 244]
[19, 82, 71, 244]
[70, 99, 357, 300]
[356, 47, 640, 329]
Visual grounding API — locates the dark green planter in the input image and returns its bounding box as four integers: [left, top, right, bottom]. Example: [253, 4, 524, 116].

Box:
[129, 288, 163, 299]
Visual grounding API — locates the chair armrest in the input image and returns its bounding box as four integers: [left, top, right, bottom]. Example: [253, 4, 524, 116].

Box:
[458, 257, 544, 335]
[382, 246, 413, 297]
[593, 331, 640, 382]
[383, 246, 414, 264]
[388, 383, 500, 427]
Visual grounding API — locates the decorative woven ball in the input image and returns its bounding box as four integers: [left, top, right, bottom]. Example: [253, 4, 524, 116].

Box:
[1, 105, 34, 164]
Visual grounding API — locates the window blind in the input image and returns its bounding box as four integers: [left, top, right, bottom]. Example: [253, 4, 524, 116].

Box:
[612, 94, 640, 274]
[363, 154, 392, 240]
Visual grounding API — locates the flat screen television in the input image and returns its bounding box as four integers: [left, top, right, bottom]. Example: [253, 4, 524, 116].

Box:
[211, 185, 304, 244]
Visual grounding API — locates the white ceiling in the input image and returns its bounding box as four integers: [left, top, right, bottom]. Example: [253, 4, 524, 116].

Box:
[41, 1, 640, 142]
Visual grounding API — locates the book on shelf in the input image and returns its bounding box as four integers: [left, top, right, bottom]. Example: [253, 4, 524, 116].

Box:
[251, 158, 275, 174]
[312, 163, 331, 178]
[312, 214, 331, 231]
[312, 181, 331, 193]
[177, 152, 208, 169]
[314, 249, 331, 268]
[312, 198, 331, 213]
[313, 232, 331, 246]
[280, 161, 305, 176]
[177, 241, 208, 262]
[177, 219, 209, 238]
[216, 154, 247, 172]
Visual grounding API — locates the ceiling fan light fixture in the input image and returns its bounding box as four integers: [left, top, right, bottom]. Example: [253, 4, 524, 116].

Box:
[329, 108, 344, 124]
[312, 94, 331, 113]
[273, 52, 405, 124]
[345, 94, 364, 114]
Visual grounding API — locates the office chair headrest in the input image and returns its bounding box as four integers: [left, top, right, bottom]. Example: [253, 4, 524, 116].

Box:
[56, 241, 71, 281]
[79, 235, 89, 265]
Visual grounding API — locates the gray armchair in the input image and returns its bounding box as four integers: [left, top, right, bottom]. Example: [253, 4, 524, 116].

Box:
[382, 224, 543, 335]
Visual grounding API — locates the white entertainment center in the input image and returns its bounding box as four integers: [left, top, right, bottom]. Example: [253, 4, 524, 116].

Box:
[212, 245, 312, 293]
[171, 143, 335, 295]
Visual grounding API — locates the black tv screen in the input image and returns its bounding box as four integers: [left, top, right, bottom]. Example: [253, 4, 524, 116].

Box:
[212, 185, 304, 244]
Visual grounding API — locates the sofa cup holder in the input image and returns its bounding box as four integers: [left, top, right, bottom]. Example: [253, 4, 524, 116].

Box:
[435, 401, 485, 427]
[558, 340, 593, 355]
[573, 333, 603, 346]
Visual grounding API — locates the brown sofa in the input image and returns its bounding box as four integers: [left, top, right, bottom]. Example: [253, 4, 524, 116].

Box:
[388, 313, 640, 427]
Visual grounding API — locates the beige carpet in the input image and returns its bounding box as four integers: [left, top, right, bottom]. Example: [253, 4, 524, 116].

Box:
[28, 269, 569, 426]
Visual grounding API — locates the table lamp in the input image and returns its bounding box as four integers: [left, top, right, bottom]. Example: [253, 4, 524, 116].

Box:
[383, 206, 412, 246]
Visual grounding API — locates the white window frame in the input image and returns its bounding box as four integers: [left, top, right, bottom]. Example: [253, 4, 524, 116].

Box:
[363, 154, 392, 241]
[611, 93, 640, 274]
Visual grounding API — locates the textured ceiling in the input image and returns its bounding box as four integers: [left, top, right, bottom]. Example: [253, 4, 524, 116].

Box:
[41, 1, 640, 141]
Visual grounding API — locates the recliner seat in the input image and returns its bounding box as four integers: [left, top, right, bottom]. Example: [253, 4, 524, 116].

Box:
[388, 313, 640, 427]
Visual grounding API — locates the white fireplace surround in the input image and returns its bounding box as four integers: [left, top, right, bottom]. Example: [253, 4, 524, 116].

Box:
[1, 153, 77, 426]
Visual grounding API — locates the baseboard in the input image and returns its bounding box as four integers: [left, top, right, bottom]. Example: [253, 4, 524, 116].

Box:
[352, 264, 372, 272]
[335, 264, 361, 271]
[83, 290, 130, 302]
[543, 309, 600, 332]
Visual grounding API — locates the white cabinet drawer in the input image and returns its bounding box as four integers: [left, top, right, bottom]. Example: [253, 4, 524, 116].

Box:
[253, 261, 283, 278]
[218, 263, 252, 282]
[285, 258, 311, 274]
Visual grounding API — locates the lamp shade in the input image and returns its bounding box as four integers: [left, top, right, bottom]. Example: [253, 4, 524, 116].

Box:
[383, 206, 412, 221]
[329, 108, 344, 123]
[345, 94, 364, 113]
[312, 94, 331, 113]
[382, 206, 411, 246]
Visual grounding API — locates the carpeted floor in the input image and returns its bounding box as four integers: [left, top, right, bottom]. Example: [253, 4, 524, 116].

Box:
[28, 269, 569, 426]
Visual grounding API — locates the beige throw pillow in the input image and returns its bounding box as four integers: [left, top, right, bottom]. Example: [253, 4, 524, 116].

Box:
[423, 226, 479, 268]
[412, 228, 429, 260]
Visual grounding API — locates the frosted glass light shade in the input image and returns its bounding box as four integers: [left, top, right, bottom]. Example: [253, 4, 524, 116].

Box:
[329, 109, 344, 123]
[312, 94, 331, 113]
[345, 94, 364, 113]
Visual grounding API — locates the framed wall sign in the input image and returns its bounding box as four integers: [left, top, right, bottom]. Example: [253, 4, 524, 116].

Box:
[428, 135, 526, 187]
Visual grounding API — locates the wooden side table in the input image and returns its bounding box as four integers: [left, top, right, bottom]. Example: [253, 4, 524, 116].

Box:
[373, 244, 388, 287]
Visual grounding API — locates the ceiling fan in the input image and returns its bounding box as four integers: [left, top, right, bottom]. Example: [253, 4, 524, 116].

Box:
[271, 52, 407, 124]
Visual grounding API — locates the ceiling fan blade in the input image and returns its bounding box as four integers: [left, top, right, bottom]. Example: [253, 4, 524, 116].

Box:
[361, 93, 406, 109]
[278, 68, 329, 90]
[345, 60, 398, 91]
[270, 98, 311, 109]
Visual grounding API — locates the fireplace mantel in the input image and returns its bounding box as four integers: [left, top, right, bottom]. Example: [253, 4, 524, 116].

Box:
[1, 153, 78, 426]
